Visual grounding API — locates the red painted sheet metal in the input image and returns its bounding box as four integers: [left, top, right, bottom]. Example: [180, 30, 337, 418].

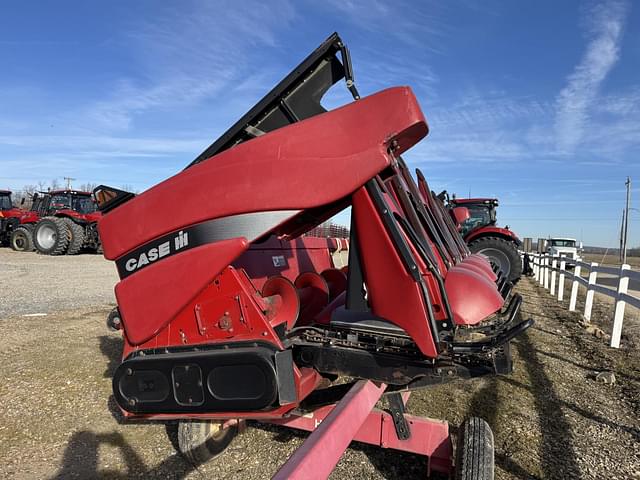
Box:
[99, 87, 427, 260]
[444, 265, 503, 326]
[116, 238, 248, 345]
[352, 187, 438, 358]
[272, 380, 387, 480]
[465, 226, 520, 243]
[464, 255, 497, 281]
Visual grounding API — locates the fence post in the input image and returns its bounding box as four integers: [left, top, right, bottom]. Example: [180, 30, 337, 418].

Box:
[550, 259, 557, 295]
[544, 256, 550, 289]
[569, 264, 582, 311]
[611, 264, 630, 348]
[558, 260, 566, 301]
[583, 262, 598, 322]
[539, 256, 545, 286]
[533, 254, 539, 281]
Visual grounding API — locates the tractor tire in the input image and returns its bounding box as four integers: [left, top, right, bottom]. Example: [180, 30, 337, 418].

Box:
[62, 218, 85, 255]
[33, 217, 70, 255]
[455, 417, 494, 480]
[177, 420, 238, 465]
[468, 237, 522, 283]
[9, 225, 34, 252]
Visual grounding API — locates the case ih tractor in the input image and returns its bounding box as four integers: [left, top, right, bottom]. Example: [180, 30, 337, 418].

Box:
[94, 33, 532, 479]
[447, 197, 522, 283]
[0, 190, 25, 247]
[11, 190, 102, 255]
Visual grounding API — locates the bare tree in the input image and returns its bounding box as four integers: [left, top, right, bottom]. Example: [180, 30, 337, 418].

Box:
[12, 184, 38, 209]
[79, 182, 98, 193]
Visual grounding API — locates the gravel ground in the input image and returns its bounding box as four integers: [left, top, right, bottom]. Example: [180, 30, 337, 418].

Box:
[0, 249, 118, 318]
[0, 258, 638, 479]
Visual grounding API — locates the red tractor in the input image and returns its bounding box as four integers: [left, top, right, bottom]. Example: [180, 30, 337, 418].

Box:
[447, 197, 522, 283]
[0, 190, 26, 248]
[10, 189, 102, 255]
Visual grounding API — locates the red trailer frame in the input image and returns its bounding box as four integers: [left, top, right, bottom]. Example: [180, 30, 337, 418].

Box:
[269, 380, 452, 478]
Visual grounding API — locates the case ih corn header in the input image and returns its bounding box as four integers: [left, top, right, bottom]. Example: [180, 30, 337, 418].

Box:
[447, 197, 523, 283]
[6, 189, 102, 255]
[95, 34, 532, 479]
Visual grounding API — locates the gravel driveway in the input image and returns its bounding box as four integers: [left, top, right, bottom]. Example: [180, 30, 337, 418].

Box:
[0, 250, 118, 318]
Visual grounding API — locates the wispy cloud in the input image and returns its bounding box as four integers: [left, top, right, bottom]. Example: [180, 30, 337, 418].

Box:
[321, 0, 448, 52]
[554, 0, 629, 153]
[0, 0, 300, 190]
[80, 0, 297, 133]
[0, 135, 204, 154]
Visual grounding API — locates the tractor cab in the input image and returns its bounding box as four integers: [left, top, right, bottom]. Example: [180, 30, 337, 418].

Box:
[0, 190, 14, 211]
[33, 190, 99, 220]
[450, 198, 499, 237]
[0, 190, 22, 217]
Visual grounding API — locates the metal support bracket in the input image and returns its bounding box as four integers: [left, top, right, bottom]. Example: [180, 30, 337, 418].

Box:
[387, 392, 411, 440]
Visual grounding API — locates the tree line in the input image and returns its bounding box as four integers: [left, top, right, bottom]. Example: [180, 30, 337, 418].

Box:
[7, 180, 135, 209]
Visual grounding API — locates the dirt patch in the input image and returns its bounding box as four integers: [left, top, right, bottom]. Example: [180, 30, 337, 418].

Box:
[1, 280, 639, 479]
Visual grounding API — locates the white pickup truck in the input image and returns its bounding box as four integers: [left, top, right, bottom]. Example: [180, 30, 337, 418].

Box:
[546, 237, 582, 262]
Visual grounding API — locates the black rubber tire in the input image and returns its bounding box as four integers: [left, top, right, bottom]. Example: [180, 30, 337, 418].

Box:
[468, 236, 522, 283]
[455, 417, 495, 480]
[177, 420, 238, 465]
[33, 217, 70, 255]
[62, 218, 85, 255]
[106, 308, 122, 331]
[9, 225, 34, 251]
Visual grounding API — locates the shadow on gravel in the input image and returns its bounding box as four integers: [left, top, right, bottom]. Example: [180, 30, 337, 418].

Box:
[99, 334, 123, 378]
[499, 375, 640, 442]
[464, 375, 543, 479]
[251, 418, 433, 478]
[50, 430, 194, 479]
[514, 328, 581, 479]
[533, 347, 600, 374]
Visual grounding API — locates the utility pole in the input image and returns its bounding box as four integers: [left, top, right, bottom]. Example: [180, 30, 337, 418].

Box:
[622, 177, 631, 264]
[619, 209, 625, 262]
[63, 177, 76, 190]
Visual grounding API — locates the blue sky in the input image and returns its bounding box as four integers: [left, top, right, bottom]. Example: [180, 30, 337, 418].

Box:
[1, 0, 638, 247]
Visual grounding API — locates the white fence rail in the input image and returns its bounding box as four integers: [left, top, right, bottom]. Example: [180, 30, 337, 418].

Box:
[525, 253, 640, 348]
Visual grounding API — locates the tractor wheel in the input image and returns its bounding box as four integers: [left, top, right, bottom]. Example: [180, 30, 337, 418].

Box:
[62, 218, 85, 255]
[33, 217, 70, 255]
[177, 420, 238, 465]
[9, 226, 34, 252]
[468, 237, 522, 283]
[455, 417, 494, 480]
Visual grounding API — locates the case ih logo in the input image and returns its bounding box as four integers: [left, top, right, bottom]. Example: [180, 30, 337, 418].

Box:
[123, 231, 189, 273]
[114, 211, 299, 280]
